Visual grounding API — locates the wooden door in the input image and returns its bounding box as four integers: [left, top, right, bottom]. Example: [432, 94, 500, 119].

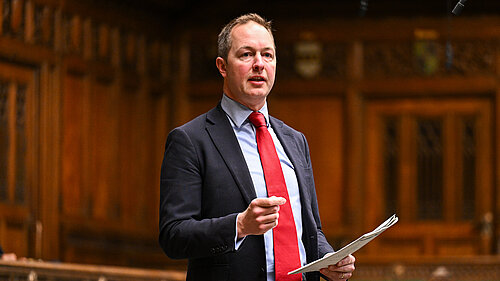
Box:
[364, 98, 493, 257]
[0, 62, 38, 258]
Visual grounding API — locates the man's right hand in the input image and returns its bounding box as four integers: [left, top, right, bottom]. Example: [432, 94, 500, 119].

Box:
[237, 196, 286, 239]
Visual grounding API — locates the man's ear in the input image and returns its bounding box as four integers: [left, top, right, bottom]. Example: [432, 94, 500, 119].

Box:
[216, 57, 227, 78]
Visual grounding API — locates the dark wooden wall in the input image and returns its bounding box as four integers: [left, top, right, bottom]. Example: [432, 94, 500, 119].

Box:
[0, 0, 499, 271]
[0, 0, 174, 268]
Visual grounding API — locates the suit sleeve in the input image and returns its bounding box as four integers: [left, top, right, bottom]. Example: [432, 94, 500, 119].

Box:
[159, 128, 238, 259]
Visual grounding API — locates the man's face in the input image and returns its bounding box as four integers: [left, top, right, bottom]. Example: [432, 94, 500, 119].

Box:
[217, 21, 276, 110]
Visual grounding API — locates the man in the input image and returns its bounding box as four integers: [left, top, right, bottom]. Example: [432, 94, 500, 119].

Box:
[159, 13, 355, 281]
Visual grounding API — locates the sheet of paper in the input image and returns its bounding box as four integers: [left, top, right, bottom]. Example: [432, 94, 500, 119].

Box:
[288, 214, 398, 275]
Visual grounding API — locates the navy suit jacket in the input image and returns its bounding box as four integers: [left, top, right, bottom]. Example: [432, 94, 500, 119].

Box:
[159, 103, 333, 281]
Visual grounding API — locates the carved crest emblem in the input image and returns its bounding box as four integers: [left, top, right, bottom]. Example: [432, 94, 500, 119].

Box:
[294, 41, 322, 79]
[413, 29, 440, 75]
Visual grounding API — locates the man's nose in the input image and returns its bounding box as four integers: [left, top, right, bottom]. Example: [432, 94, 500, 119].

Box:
[252, 53, 264, 71]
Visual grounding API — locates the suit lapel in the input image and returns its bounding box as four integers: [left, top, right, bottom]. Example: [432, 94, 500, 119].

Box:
[270, 117, 311, 201]
[205, 104, 257, 205]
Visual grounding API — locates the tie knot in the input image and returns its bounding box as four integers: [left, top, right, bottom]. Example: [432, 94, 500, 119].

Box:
[248, 112, 267, 128]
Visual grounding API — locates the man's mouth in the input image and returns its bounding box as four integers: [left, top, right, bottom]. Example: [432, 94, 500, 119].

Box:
[249, 76, 265, 82]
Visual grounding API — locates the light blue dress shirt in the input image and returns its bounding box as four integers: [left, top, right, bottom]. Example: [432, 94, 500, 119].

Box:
[221, 94, 306, 281]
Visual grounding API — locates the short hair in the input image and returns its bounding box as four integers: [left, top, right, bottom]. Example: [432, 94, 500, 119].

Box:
[217, 13, 274, 60]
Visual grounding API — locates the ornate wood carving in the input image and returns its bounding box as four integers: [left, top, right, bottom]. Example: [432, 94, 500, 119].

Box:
[322, 43, 347, 79]
[34, 5, 52, 46]
[447, 40, 496, 75]
[364, 39, 497, 77]
[364, 41, 415, 77]
[0, 0, 171, 76]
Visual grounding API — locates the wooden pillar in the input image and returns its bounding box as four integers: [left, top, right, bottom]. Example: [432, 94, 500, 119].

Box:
[39, 62, 61, 260]
[495, 41, 500, 255]
[345, 41, 365, 235]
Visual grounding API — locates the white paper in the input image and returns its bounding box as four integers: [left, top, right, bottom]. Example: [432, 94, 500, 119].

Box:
[288, 214, 398, 275]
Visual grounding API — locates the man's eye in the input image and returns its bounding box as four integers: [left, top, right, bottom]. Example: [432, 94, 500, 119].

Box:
[263, 53, 274, 59]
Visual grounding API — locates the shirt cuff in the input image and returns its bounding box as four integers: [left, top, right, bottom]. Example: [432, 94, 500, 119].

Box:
[235, 213, 246, 250]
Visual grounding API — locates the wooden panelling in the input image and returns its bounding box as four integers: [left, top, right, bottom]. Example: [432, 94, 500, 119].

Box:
[118, 88, 140, 226]
[0, 62, 36, 258]
[39, 62, 61, 260]
[89, 79, 119, 220]
[61, 73, 86, 217]
[364, 99, 493, 256]
[0, 0, 173, 267]
[0, 0, 499, 270]
[497, 44, 500, 252]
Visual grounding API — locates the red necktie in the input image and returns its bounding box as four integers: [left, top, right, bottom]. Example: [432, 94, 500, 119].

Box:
[248, 112, 302, 281]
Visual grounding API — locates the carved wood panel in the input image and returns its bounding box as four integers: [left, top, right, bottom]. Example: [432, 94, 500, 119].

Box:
[364, 99, 493, 257]
[364, 39, 497, 77]
[0, 62, 36, 258]
[0, 0, 173, 266]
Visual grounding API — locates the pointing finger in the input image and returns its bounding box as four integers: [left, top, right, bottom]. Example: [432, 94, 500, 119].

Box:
[254, 196, 286, 207]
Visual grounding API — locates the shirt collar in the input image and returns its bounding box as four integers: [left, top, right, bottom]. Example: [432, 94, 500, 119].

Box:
[221, 94, 270, 128]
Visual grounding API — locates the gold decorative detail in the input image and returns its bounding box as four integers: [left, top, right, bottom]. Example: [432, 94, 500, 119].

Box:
[414, 28, 439, 40]
[414, 39, 440, 75]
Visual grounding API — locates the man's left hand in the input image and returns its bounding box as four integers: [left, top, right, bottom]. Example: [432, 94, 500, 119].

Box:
[319, 254, 355, 280]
